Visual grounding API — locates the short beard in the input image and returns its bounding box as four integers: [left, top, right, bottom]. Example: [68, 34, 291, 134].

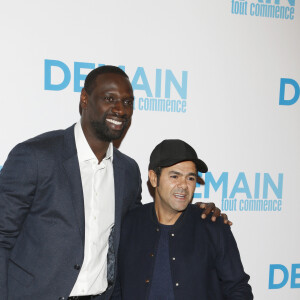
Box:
[90, 119, 128, 142]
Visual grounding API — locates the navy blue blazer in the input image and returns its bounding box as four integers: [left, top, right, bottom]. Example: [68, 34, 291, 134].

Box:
[0, 125, 142, 300]
[112, 203, 253, 300]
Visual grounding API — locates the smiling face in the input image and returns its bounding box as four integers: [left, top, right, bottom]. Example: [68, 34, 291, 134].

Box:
[80, 73, 134, 142]
[149, 161, 197, 224]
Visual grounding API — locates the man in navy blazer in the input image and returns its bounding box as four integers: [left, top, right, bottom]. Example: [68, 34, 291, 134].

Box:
[113, 139, 253, 299]
[0, 66, 142, 300]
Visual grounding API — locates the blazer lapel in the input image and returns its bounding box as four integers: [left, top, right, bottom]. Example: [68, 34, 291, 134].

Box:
[62, 125, 85, 245]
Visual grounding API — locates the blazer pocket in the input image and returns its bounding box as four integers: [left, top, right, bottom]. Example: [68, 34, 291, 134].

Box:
[8, 259, 34, 287]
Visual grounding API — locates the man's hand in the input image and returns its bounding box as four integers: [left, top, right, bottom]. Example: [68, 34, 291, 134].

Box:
[195, 202, 233, 226]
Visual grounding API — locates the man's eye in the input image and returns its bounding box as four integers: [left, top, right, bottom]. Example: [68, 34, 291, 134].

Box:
[124, 99, 133, 106]
[170, 175, 178, 179]
[188, 177, 196, 181]
[104, 97, 114, 102]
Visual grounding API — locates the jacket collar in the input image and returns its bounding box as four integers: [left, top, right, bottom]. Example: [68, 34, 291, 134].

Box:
[149, 202, 192, 231]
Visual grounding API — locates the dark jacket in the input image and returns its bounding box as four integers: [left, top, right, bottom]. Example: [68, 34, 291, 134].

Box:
[0, 125, 142, 300]
[112, 203, 253, 300]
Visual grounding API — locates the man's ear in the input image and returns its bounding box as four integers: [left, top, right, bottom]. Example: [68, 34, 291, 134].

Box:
[148, 170, 158, 188]
[80, 88, 88, 111]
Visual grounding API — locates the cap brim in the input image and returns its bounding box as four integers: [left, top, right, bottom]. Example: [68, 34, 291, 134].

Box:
[150, 158, 208, 173]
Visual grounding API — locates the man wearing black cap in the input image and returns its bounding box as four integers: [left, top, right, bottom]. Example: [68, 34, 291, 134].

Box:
[112, 139, 253, 299]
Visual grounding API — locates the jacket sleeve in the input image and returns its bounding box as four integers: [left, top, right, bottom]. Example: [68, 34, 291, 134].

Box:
[215, 222, 254, 299]
[128, 161, 142, 211]
[0, 143, 37, 299]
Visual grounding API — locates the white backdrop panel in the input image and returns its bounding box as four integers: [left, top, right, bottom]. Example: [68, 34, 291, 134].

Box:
[0, 1, 299, 298]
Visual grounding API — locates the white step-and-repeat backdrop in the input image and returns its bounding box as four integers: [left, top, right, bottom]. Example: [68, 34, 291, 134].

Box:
[0, 1, 299, 299]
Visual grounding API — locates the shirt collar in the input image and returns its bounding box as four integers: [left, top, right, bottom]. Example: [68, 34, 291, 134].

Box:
[74, 121, 114, 163]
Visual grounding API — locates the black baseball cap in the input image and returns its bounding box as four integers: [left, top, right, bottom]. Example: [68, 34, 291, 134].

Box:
[148, 139, 208, 173]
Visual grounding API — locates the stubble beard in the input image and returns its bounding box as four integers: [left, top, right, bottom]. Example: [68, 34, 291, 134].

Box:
[90, 116, 129, 142]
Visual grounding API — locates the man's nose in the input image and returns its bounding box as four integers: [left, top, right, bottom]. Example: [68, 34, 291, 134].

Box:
[111, 100, 125, 115]
[177, 178, 188, 189]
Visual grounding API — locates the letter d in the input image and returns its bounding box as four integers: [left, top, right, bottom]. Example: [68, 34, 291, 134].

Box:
[269, 264, 289, 289]
[279, 78, 299, 106]
[44, 59, 71, 91]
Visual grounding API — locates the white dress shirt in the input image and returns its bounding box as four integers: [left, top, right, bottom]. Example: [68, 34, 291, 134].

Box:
[70, 122, 115, 296]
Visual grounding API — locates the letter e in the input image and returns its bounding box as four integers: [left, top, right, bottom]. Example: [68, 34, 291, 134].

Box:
[291, 264, 300, 288]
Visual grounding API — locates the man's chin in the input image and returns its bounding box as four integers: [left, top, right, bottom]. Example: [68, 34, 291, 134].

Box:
[101, 129, 125, 142]
[91, 119, 129, 142]
[175, 203, 189, 212]
[109, 127, 127, 139]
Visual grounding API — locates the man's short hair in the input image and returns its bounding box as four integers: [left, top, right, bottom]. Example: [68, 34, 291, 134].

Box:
[153, 167, 163, 185]
[84, 65, 129, 95]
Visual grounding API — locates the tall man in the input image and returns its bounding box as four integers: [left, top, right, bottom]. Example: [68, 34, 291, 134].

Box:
[113, 139, 253, 299]
[0, 66, 142, 300]
[0, 66, 222, 300]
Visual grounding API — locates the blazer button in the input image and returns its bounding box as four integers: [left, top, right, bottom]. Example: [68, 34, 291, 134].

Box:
[74, 264, 81, 270]
[171, 233, 175, 237]
[58, 297, 65, 300]
[145, 279, 150, 283]
[150, 253, 154, 257]
[156, 228, 160, 232]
